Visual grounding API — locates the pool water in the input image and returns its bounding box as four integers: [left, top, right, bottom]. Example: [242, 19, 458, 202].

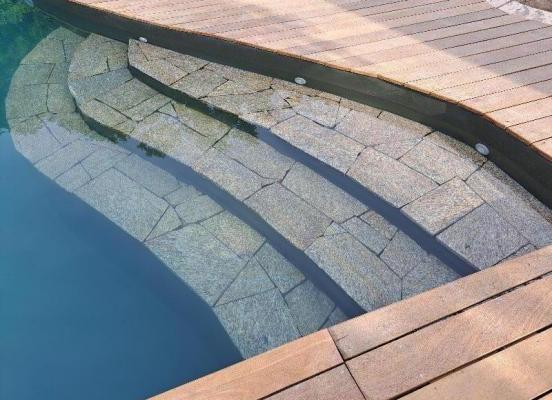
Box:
[0, 4, 242, 399]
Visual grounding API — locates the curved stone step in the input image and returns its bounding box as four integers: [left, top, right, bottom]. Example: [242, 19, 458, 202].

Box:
[127, 39, 552, 270]
[65, 33, 474, 310]
[6, 28, 353, 359]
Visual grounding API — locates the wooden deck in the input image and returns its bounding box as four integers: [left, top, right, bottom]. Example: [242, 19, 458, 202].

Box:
[152, 245, 552, 399]
[61, 0, 552, 161]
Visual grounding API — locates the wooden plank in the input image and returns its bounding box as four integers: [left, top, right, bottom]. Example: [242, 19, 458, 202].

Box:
[329, 245, 552, 360]
[510, 115, 552, 144]
[399, 328, 552, 400]
[487, 96, 552, 127]
[347, 273, 552, 400]
[150, 330, 343, 400]
[265, 365, 364, 400]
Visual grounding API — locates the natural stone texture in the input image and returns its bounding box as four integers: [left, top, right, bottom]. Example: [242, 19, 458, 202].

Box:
[282, 164, 366, 223]
[322, 307, 348, 329]
[48, 62, 69, 84]
[284, 280, 335, 335]
[175, 194, 222, 224]
[246, 183, 332, 250]
[209, 80, 259, 96]
[467, 163, 552, 248]
[348, 148, 437, 207]
[146, 206, 181, 240]
[402, 257, 460, 298]
[201, 211, 265, 259]
[21, 37, 65, 64]
[173, 102, 230, 141]
[374, 138, 422, 159]
[41, 112, 95, 144]
[164, 184, 201, 206]
[115, 153, 180, 197]
[35, 139, 97, 179]
[81, 145, 129, 178]
[97, 78, 157, 111]
[206, 89, 288, 115]
[380, 231, 435, 277]
[426, 131, 485, 165]
[342, 217, 389, 255]
[217, 259, 275, 305]
[9, 118, 62, 163]
[437, 204, 529, 269]
[255, 243, 304, 293]
[324, 222, 346, 236]
[288, 95, 340, 127]
[378, 111, 432, 134]
[47, 83, 76, 114]
[137, 59, 188, 85]
[306, 233, 401, 310]
[241, 108, 296, 128]
[123, 93, 170, 122]
[400, 139, 481, 184]
[336, 110, 426, 146]
[206, 63, 273, 92]
[272, 115, 364, 173]
[214, 288, 300, 358]
[75, 168, 168, 241]
[69, 68, 132, 104]
[147, 224, 245, 306]
[6, 84, 48, 119]
[172, 68, 227, 98]
[403, 178, 484, 235]
[193, 148, 266, 200]
[215, 128, 293, 180]
[10, 63, 53, 86]
[55, 164, 90, 192]
[360, 211, 398, 240]
[79, 99, 128, 127]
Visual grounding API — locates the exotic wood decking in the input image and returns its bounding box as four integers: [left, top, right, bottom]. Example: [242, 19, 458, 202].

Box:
[152, 245, 552, 399]
[52, 0, 552, 161]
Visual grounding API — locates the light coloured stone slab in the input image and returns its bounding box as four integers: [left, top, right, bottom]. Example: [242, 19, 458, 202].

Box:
[284, 280, 335, 335]
[241, 108, 296, 128]
[437, 204, 529, 269]
[206, 63, 273, 92]
[21, 37, 65, 65]
[348, 148, 437, 208]
[81, 146, 129, 178]
[175, 194, 222, 224]
[10, 118, 62, 163]
[35, 139, 97, 179]
[402, 257, 460, 298]
[380, 231, 433, 277]
[255, 243, 305, 293]
[10, 63, 53, 86]
[123, 93, 170, 122]
[283, 164, 366, 223]
[245, 183, 332, 250]
[147, 224, 245, 306]
[173, 102, 230, 140]
[55, 163, 91, 192]
[47, 83, 76, 114]
[288, 94, 340, 127]
[322, 307, 348, 329]
[6, 84, 48, 119]
[146, 206, 181, 240]
[69, 68, 132, 104]
[378, 111, 432, 134]
[342, 217, 389, 255]
[97, 78, 157, 112]
[75, 168, 168, 241]
[360, 211, 398, 240]
[205, 89, 288, 115]
[217, 259, 275, 305]
[164, 184, 201, 206]
[403, 178, 484, 235]
[172, 68, 227, 98]
[79, 99, 128, 127]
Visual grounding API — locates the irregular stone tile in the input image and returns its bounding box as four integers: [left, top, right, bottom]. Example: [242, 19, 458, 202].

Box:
[80, 99, 128, 127]
[75, 168, 168, 241]
[48, 27, 82, 43]
[47, 83, 75, 114]
[48, 62, 69, 84]
[21, 38, 65, 65]
[193, 148, 266, 200]
[324, 222, 346, 236]
[374, 138, 422, 159]
[437, 204, 529, 269]
[123, 93, 170, 122]
[255, 243, 304, 293]
[467, 164, 552, 248]
[9, 118, 62, 163]
[166, 54, 208, 73]
[127, 40, 149, 66]
[426, 131, 486, 164]
[201, 211, 265, 259]
[131, 113, 212, 165]
[35, 139, 97, 179]
[288, 95, 340, 127]
[146, 206, 181, 240]
[41, 112, 95, 144]
[69, 68, 132, 104]
[380, 231, 432, 277]
[55, 164, 90, 192]
[360, 211, 398, 240]
[158, 102, 177, 117]
[97, 78, 157, 112]
[172, 68, 227, 98]
[306, 233, 401, 310]
[272, 115, 364, 173]
[403, 178, 484, 235]
[400, 140, 480, 184]
[340, 98, 381, 116]
[6, 84, 48, 119]
[63, 41, 80, 64]
[214, 288, 300, 358]
[175, 194, 222, 224]
[284, 280, 335, 335]
[107, 51, 128, 71]
[342, 217, 389, 255]
[173, 102, 230, 140]
[164, 184, 201, 206]
[68, 45, 108, 80]
[322, 307, 348, 329]
[115, 153, 179, 197]
[506, 243, 536, 261]
[246, 183, 332, 250]
[206, 63, 273, 92]
[336, 110, 425, 146]
[215, 128, 293, 180]
[81, 146, 129, 177]
[336, 103, 351, 125]
[402, 257, 460, 299]
[348, 148, 437, 208]
[241, 108, 296, 128]
[378, 111, 432, 134]
[206, 89, 288, 116]
[147, 224, 245, 305]
[209, 80, 259, 96]
[283, 164, 366, 223]
[10, 63, 53, 86]
[217, 259, 275, 305]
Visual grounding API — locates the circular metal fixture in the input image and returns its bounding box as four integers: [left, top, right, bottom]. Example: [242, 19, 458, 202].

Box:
[138, 36, 148, 43]
[294, 76, 307, 85]
[475, 143, 490, 156]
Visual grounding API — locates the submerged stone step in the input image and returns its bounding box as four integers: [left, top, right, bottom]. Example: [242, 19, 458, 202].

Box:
[126, 38, 552, 270]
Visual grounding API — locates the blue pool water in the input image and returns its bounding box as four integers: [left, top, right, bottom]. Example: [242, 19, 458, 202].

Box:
[0, 4, 241, 399]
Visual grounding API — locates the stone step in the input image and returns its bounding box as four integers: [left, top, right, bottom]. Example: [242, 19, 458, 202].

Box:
[126, 38, 552, 270]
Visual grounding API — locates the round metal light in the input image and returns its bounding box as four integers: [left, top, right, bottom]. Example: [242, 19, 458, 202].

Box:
[138, 37, 148, 43]
[475, 143, 490, 156]
[294, 76, 307, 85]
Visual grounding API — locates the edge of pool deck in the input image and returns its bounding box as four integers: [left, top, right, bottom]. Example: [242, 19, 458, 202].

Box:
[151, 245, 552, 400]
[34, 0, 552, 210]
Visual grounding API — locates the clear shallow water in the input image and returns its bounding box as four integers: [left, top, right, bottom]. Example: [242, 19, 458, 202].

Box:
[0, 4, 241, 399]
